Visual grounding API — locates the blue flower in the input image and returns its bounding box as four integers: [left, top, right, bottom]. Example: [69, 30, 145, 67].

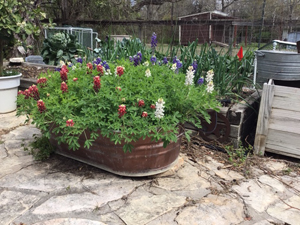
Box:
[151, 32, 157, 51]
[93, 57, 102, 65]
[192, 60, 198, 71]
[172, 56, 178, 64]
[55, 67, 61, 72]
[197, 77, 204, 85]
[176, 59, 182, 69]
[150, 55, 157, 65]
[162, 57, 168, 65]
[129, 56, 133, 62]
[76, 57, 83, 64]
[102, 61, 110, 70]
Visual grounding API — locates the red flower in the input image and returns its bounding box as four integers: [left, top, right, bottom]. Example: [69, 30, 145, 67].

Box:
[138, 99, 145, 107]
[61, 82, 68, 93]
[23, 89, 30, 99]
[116, 66, 124, 77]
[60, 66, 68, 82]
[73, 78, 78, 81]
[37, 77, 47, 87]
[37, 99, 46, 113]
[28, 85, 40, 100]
[150, 104, 156, 109]
[61, 65, 69, 73]
[118, 104, 126, 118]
[93, 76, 101, 92]
[116, 86, 121, 91]
[66, 119, 74, 127]
[97, 64, 104, 75]
[87, 63, 93, 70]
[141, 111, 148, 118]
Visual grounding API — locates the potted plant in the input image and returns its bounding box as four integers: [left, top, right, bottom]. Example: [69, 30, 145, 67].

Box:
[0, 0, 48, 113]
[17, 55, 219, 176]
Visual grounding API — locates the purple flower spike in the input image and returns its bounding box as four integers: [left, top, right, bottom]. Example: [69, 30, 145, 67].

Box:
[151, 32, 157, 53]
[93, 57, 102, 65]
[76, 57, 83, 64]
[150, 55, 157, 65]
[192, 60, 198, 71]
[172, 56, 177, 64]
[176, 59, 182, 69]
[55, 67, 61, 72]
[197, 77, 204, 85]
[129, 56, 133, 62]
[162, 57, 168, 65]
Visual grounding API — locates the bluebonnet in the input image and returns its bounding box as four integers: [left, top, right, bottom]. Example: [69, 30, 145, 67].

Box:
[131, 52, 143, 66]
[150, 55, 157, 65]
[162, 57, 168, 65]
[151, 32, 157, 53]
[197, 77, 204, 85]
[176, 59, 182, 69]
[137, 51, 142, 61]
[76, 57, 83, 64]
[55, 67, 61, 72]
[93, 57, 102, 65]
[172, 56, 178, 64]
[192, 60, 198, 71]
[102, 61, 110, 70]
[129, 56, 133, 62]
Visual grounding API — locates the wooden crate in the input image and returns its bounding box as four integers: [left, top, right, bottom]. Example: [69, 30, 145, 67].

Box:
[254, 79, 300, 159]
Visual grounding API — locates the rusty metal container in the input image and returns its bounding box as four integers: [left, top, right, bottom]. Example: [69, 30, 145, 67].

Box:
[50, 130, 183, 177]
[256, 50, 300, 85]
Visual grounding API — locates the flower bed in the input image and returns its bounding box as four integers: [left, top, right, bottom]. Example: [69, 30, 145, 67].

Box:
[17, 55, 219, 165]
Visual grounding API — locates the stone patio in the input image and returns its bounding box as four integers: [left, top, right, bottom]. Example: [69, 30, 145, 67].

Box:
[1, 112, 300, 225]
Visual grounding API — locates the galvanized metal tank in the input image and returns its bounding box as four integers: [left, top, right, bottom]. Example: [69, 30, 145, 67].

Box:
[255, 50, 300, 85]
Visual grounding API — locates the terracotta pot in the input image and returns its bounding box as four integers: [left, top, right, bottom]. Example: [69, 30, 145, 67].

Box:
[50, 130, 183, 177]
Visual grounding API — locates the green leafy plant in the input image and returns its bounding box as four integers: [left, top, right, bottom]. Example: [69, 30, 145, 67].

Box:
[22, 134, 54, 160]
[17, 54, 220, 152]
[0, 0, 50, 76]
[225, 142, 252, 167]
[41, 32, 84, 66]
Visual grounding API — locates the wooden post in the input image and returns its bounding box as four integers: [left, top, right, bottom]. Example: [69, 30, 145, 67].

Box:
[233, 25, 237, 47]
[254, 80, 275, 156]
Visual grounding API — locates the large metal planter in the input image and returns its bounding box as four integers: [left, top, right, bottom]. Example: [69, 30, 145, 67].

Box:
[256, 50, 300, 85]
[50, 130, 183, 177]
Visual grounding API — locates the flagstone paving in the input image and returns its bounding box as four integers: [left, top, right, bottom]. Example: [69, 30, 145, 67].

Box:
[0, 111, 300, 225]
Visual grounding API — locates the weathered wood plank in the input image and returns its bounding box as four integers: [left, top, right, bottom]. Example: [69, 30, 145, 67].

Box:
[274, 85, 300, 99]
[254, 83, 275, 155]
[268, 118, 300, 135]
[272, 96, 300, 111]
[271, 108, 300, 120]
[265, 147, 300, 159]
[266, 129, 300, 157]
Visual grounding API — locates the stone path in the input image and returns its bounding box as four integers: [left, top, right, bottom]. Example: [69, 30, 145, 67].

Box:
[1, 112, 300, 225]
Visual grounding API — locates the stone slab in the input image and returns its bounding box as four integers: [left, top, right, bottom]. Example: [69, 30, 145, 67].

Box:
[0, 112, 27, 130]
[232, 179, 279, 213]
[115, 187, 186, 225]
[175, 195, 245, 225]
[32, 218, 107, 225]
[0, 190, 41, 225]
[267, 195, 300, 225]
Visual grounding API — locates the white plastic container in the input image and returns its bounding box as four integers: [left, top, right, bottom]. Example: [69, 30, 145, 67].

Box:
[0, 73, 22, 113]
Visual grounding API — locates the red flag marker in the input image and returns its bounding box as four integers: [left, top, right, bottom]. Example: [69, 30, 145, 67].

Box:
[237, 46, 243, 61]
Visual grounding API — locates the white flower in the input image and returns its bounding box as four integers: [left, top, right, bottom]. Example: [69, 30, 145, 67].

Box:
[143, 61, 149, 66]
[60, 60, 65, 67]
[205, 69, 214, 83]
[145, 68, 151, 77]
[206, 81, 214, 93]
[185, 66, 195, 86]
[155, 98, 165, 119]
[171, 63, 177, 72]
[72, 65, 76, 70]
[67, 62, 72, 66]
[105, 69, 112, 75]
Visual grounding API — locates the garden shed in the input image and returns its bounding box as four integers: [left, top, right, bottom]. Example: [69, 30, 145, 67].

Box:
[178, 11, 235, 45]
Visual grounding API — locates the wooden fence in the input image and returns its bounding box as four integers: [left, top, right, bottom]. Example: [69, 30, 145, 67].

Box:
[254, 79, 300, 159]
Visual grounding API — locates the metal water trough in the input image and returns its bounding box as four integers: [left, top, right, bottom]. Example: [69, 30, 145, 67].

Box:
[255, 50, 300, 85]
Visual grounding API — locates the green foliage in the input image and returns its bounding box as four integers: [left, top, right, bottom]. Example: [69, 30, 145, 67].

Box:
[91, 36, 150, 62]
[17, 58, 220, 152]
[41, 32, 84, 66]
[22, 134, 54, 161]
[225, 142, 253, 167]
